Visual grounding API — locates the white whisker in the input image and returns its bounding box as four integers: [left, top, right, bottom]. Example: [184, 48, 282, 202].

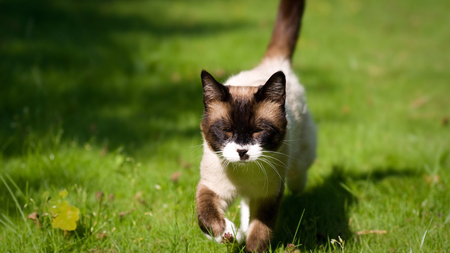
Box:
[255, 160, 269, 196]
[259, 157, 285, 184]
[259, 154, 287, 168]
[190, 143, 204, 150]
[262, 150, 301, 163]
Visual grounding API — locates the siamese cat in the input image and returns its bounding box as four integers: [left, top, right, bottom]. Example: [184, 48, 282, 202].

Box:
[196, 0, 316, 252]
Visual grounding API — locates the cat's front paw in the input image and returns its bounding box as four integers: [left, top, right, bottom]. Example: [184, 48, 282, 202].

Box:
[204, 218, 244, 244]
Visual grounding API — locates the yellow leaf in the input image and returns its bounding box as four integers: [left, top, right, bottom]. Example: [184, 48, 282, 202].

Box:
[51, 201, 80, 231]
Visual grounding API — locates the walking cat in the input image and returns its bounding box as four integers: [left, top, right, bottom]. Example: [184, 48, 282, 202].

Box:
[196, 0, 316, 251]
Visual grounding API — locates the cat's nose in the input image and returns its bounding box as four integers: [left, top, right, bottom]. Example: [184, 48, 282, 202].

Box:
[237, 149, 249, 160]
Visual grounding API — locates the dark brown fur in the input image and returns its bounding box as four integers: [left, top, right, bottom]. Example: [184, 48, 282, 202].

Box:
[196, 184, 226, 237]
[264, 0, 306, 61]
[246, 186, 284, 253]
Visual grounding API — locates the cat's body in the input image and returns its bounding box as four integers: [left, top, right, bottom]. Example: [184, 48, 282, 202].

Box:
[199, 58, 315, 202]
[196, 0, 316, 252]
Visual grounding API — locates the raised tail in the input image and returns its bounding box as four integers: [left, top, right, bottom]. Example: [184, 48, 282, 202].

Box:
[263, 0, 306, 61]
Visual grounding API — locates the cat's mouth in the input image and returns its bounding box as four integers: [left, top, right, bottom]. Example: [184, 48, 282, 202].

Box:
[225, 159, 256, 167]
[223, 155, 260, 164]
[221, 142, 262, 163]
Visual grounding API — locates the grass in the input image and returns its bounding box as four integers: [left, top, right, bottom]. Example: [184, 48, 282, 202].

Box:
[1, 0, 449, 252]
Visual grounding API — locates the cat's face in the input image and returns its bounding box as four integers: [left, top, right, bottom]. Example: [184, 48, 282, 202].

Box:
[200, 70, 287, 163]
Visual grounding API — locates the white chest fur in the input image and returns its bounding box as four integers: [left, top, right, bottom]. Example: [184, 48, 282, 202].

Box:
[199, 142, 287, 201]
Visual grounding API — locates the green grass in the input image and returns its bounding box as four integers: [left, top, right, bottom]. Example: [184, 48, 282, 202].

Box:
[1, 0, 449, 252]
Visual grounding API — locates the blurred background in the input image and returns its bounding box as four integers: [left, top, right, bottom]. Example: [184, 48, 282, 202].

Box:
[1, 0, 449, 251]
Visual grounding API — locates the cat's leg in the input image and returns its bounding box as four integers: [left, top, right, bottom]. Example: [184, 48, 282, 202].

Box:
[196, 183, 244, 244]
[245, 188, 284, 253]
[240, 198, 250, 234]
[286, 112, 316, 195]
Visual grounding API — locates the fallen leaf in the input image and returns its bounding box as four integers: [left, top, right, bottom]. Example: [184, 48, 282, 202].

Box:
[27, 212, 42, 228]
[50, 201, 80, 231]
[410, 97, 428, 109]
[171, 171, 182, 183]
[442, 116, 449, 126]
[118, 208, 135, 220]
[27, 212, 39, 220]
[96, 191, 104, 202]
[138, 199, 147, 206]
[134, 191, 143, 200]
[134, 237, 144, 242]
[178, 159, 192, 169]
[132, 191, 147, 206]
[424, 175, 439, 185]
[342, 105, 350, 114]
[97, 231, 107, 240]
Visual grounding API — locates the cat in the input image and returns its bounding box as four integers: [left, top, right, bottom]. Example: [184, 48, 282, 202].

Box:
[196, 0, 316, 252]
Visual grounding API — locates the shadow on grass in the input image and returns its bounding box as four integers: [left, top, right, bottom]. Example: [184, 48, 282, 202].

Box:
[273, 166, 418, 250]
[0, 0, 252, 157]
[0, 0, 255, 215]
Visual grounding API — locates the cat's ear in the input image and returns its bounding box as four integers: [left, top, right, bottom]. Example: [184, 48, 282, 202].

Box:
[255, 71, 286, 103]
[201, 70, 230, 105]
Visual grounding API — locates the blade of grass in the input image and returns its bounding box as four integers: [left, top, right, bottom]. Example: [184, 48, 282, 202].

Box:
[0, 214, 20, 236]
[5, 173, 26, 200]
[291, 208, 305, 245]
[0, 174, 38, 251]
[419, 229, 427, 251]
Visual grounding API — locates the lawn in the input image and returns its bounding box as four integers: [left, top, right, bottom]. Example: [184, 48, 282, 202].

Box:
[1, 0, 449, 252]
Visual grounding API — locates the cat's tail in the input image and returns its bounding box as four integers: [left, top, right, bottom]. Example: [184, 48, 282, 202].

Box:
[263, 0, 306, 62]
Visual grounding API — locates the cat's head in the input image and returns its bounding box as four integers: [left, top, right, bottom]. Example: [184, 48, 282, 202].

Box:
[200, 70, 287, 163]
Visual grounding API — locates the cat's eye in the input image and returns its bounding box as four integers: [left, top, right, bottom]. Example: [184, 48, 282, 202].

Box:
[253, 128, 263, 139]
[254, 128, 263, 133]
[222, 128, 232, 133]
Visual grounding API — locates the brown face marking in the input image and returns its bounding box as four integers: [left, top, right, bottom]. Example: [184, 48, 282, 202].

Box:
[201, 70, 287, 153]
[196, 184, 225, 237]
[228, 86, 260, 98]
[255, 101, 284, 124]
[254, 100, 287, 144]
[203, 101, 231, 122]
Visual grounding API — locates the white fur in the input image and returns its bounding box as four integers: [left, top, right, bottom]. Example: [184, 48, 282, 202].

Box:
[204, 218, 244, 244]
[240, 199, 250, 234]
[222, 142, 262, 162]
